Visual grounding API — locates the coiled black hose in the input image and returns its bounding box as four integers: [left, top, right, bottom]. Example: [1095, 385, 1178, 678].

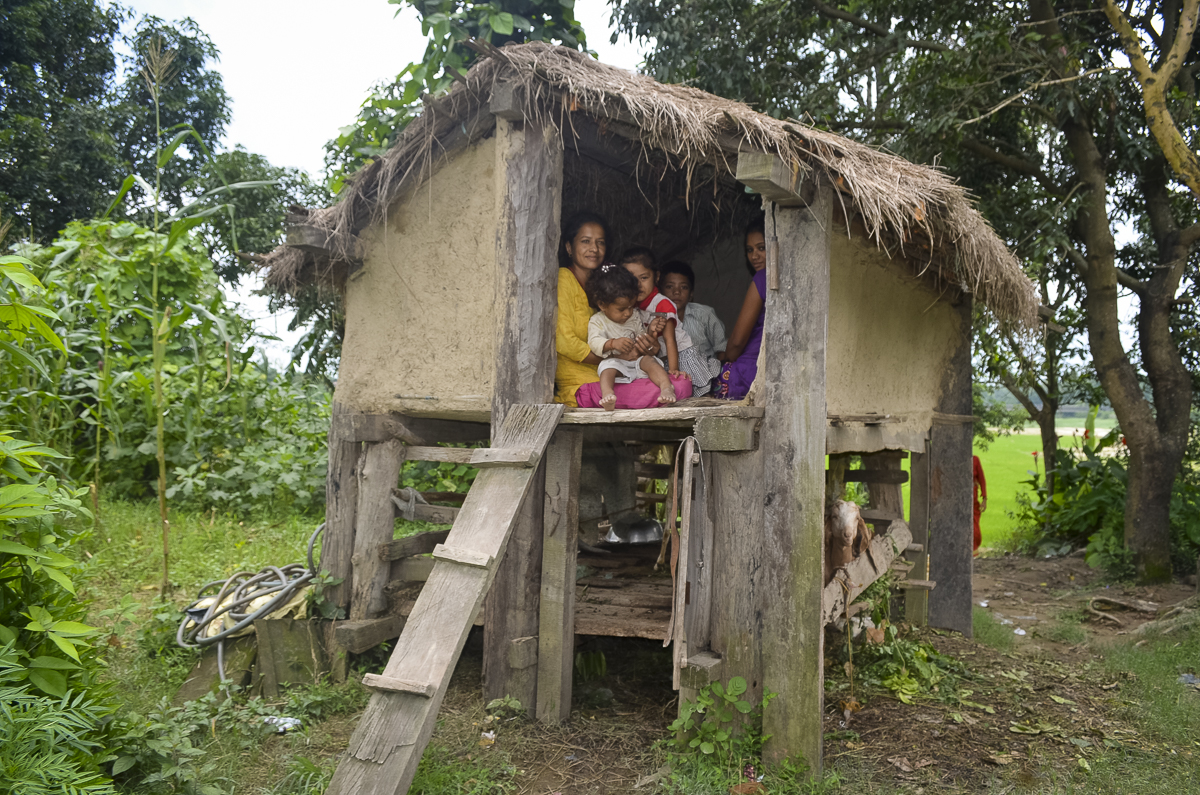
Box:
[176, 523, 325, 681]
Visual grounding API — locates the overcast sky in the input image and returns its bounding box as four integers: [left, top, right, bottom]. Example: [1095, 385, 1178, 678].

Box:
[115, 0, 649, 363]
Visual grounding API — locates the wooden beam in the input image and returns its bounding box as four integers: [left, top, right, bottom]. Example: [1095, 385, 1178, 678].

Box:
[694, 416, 759, 451]
[322, 401, 362, 612]
[470, 447, 540, 468]
[489, 80, 525, 121]
[285, 223, 364, 261]
[483, 114, 563, 711]
[390, 497, 459, 526]
[350, 440, 407, 621]
[404, 446, 474, 464]
[334, 615, 407, 654]
[560, 404, 765, 425]
[536, 428, 583, 724]
[736, 152, 814, 207]
[331, 412, 490, 444]
[821, 520, 914, 625]
[760, 189, 832, 772]
[906, 446, 931, 625]
[843, 468, 910, 485]
[378, 529, 452, 561]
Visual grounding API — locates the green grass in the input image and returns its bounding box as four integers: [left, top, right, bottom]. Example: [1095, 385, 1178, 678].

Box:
[973, 433, 1044, 547]
[972, 606, 1016, 652]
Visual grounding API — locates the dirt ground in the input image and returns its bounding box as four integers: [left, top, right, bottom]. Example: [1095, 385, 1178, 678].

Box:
[436, 554, 1197, 795]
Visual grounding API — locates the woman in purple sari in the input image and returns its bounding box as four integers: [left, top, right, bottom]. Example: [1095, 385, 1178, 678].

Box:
[713, 220, 767, 400]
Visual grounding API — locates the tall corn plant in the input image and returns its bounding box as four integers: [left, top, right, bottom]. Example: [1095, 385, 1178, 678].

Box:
[107, 38, 270, 593]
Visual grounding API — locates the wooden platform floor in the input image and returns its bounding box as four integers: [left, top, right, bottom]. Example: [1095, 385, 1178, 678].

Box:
[575, 542, 671, 639]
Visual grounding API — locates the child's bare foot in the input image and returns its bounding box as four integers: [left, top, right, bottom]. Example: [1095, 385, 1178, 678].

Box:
[658, 386, 676, 405]
[600, 392, 617, 411]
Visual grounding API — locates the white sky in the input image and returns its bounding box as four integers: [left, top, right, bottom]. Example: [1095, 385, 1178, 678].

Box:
[116, 0, 648, 366]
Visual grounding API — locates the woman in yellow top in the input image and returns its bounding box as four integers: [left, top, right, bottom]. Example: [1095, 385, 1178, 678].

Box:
[555, 212, 657, 406]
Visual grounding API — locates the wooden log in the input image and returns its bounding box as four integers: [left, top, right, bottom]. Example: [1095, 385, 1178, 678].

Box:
[821, 520, 914, 625]
[254, 618, 334, 698]
[351, 440, 407, 621]
[334, 615, 408, 654]
[927, 297, 974, 638]
[330, 412, 489, 444]
[536, 428, 583, 724]
[379, 529, 452, 561]
[323, 401, 363, 612]
[390, 495, 459, 525]
[325, 404, 562, 795]
[670, 438, 697, 689]
[760, 190, 832, 771]
[844, 468, 910, 485]
[483, 116, 562, 712]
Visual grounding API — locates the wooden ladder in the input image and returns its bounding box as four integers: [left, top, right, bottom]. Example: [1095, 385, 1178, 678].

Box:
[324, 403, 563, 795]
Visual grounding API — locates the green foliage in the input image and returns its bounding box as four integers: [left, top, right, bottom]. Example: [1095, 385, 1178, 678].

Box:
[852, 624, 963, 704]
[971, 382, 1029, 451]
[668, 677, 764, 760]
[0, 646, 116, 795]
[6, 220, 331, 515]
[485, 694, 525, 719]
[325, 0, 591, 188]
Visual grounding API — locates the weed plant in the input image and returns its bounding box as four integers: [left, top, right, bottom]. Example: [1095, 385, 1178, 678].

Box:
[973, 607, 1017, 653]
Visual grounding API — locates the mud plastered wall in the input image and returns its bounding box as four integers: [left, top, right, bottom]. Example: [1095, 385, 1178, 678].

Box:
[337, 136, 498, 417]
[825, 230, 965, 434]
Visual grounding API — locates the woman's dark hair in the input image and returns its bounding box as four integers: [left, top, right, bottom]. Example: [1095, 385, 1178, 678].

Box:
[617, 245, 658, 271]
[560, 211, 611, 268]
[743, 216, 766, 276]
[659, 260, 695, 289]
[585, 263, 640, 307]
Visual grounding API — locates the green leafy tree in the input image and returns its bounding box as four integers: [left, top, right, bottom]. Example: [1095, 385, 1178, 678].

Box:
[0, 0, 123, 240]
[613, 0, 1200, 582]
[325, 0, 591, 188]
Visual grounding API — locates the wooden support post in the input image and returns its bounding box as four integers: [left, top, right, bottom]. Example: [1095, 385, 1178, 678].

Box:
[671, 437, 697, 689]
[927, 297, 974, 637]
[350, 440, 406, 621]
[323, 401, 362, 613]
[906, 448, 931, 625]
[483, 112, 563, 710]
[862, 451, 906, 520]
[686, 451, 714, 653]
[760, 190, 832, 772]
[536, 428, 582, 724]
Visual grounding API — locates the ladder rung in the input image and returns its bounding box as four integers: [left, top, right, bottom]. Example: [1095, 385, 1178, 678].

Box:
[431, 543, 493, 569]
[898, 579, 937, 591]
[361, 673, 436, 698]
[905, 543, 924, 553]
[470, 447, 539, 468]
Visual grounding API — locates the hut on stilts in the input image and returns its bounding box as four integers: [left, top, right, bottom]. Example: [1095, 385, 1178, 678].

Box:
[262, 41, 1037, 795]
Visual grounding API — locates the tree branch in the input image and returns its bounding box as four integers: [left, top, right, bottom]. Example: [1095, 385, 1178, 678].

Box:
[1065, 245, 1149, 294]
[961, 137, 1065, 194]
[1104, 0, 1200, 200]
[1180, 221, 1200, 249]
[809, 0, 950, 52]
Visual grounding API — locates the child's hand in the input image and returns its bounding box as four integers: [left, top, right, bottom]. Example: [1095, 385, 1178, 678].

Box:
[607, 337, 635, 355]
[669, 369, 690, 380]
[648, 317, 667, 335]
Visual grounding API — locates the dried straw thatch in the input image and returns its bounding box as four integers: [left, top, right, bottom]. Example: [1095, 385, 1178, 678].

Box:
[263, 41, 1036, 325]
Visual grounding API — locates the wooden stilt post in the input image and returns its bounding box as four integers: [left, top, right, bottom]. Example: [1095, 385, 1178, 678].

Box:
[482, 112, 563, 710]
[760, 188, 832, 772]
[350, 439, 406, 621]
[906, 448, 931, 625]
[536, 428, 582, 723]
[322, 401, 363, 615]
[927, 298, 974, 637]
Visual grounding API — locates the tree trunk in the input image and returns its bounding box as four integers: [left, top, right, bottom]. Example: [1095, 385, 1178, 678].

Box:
[1125, 441, 1177, 582]
[1036, 409, 1058, 498]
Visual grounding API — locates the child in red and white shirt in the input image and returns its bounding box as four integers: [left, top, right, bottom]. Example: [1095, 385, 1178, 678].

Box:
[619, 247, 714, 395]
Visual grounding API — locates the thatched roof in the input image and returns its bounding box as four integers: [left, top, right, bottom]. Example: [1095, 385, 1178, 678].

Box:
[264, 41, 1036, 325]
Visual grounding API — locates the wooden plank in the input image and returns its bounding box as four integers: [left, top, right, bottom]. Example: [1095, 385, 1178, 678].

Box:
[573, 602, 671, 638]
[254, 619, 333, 698]
[331, 412, 490, 444]
[900, 580, 937, 591]
[560, 404, 765, 425]
[403, 446, 474, 464]
[671, 438, 697, 689]
[906, 448, 931, 626]
[686, 451, 714, 653]
[350, 440, 407, 621]
[325, 404, 562, 795]
[323, 401, 362, 611]
[379, 529, 452, 561]
[693, 416, 759, 451]
[927, 298, 974, 637]
[536, 428, 583, 724]
[390, 494, 459, 525]
[825, 423, 929, 455]
[334, 615, 407, 654]
[470, 446, 539, 468]
[635, 462, 673, 479]
[735, 152, 814, 207]
[826, 413, 898, 425]
[483, 115, 562, 712]
[821, 520, 914, 625]
[760, 190, 832, 771]
[489, 80, 525, 121]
